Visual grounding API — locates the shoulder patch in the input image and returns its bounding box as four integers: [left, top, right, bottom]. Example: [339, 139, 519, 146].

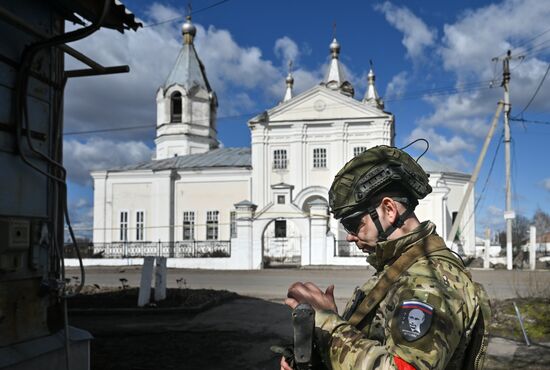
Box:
[396, 300, 433, 341]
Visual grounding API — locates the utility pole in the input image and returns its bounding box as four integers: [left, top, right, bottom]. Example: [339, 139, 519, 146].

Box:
[492, 50, 523, 270]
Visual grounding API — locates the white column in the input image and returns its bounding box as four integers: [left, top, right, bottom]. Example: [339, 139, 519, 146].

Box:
[233, 201, 257, 269]
[92, 172, 107, 245]
[530, 225, 537, 271]
[152, 171, 172, 242]
[309, 200, 328, 265]
[484, 228, 491, 269]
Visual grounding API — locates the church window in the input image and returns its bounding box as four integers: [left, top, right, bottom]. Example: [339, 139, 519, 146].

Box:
[230, 211, 237, 238]
[206, 211, 219, 240]
[353, 146, 367, 157]
[136, 211, 145, 241]
[119, 211, 128, 241]
[313, 148, 327, 168]
[273, 149, 288, 169]
[275, 220, 287, 238]
[277, 195, 285, 204]
[171, 91, 182, 122]
[183, 211, 195, 240]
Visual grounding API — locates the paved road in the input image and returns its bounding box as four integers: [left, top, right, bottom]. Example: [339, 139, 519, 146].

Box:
[67, 266, 550, 310]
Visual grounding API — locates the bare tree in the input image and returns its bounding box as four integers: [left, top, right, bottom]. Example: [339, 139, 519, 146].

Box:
[533, 208, 550, 235]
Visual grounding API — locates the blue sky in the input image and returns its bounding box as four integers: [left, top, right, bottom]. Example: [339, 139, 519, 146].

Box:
[63, 0, 550, 239]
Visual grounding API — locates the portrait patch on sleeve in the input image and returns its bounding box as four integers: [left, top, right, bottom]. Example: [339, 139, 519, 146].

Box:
[396, 300, 434, 342]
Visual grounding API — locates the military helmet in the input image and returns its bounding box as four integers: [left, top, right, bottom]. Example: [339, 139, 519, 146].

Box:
[329, 145, 432, 219]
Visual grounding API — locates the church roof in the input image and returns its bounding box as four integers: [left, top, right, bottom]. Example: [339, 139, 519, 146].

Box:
[163, 43, 212, 91]
[114, 147, 251, 172]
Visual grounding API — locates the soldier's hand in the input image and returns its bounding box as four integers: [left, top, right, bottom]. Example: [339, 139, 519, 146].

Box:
[285, 282, 338, 313]
[280, 356, 293, 370]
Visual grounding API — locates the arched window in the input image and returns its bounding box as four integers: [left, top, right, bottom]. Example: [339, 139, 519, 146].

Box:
[171, 92, 182, 122]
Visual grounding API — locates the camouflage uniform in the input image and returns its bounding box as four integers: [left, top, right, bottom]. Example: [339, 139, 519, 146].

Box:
[314, 221, 488, 370]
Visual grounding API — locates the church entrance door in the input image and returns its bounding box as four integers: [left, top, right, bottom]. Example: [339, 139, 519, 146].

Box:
[262, 219, 302, 268]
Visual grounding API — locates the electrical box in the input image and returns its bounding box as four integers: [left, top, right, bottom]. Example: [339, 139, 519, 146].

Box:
[0, 218, 30, 272]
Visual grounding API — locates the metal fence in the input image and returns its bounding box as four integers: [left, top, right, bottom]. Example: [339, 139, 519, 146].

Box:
[65, 241, 231, 258]
[263, 237, 302, 266]
[335, 240, 366, 257]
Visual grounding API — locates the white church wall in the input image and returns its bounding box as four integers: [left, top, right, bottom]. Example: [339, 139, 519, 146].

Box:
[174, 169, 251, 242]
[93, 171, 175, 244]
[111, 183, 153, 242]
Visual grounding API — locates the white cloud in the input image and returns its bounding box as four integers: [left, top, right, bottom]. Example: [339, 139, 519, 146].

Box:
[543, 178, 550, 191]
[419, 91, 496, 138]
[385, 71, 408, 99]
[67, 197, 94, 239]
[426, 0, 550, 133]
[404, 0, 550, 171]
[274, 36, 300, 65]
[407, 127, 475, 170]
[64, 138, 153, 185]
[375, 2, 436, 59]
[65, 2, 372, 191]
[64, 3, 287, 142]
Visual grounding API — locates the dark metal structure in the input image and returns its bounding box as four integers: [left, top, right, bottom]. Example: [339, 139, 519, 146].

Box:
[0, 1, 140, 368]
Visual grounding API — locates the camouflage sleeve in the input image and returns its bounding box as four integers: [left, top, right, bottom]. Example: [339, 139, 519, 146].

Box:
[314, 258, 474, 370]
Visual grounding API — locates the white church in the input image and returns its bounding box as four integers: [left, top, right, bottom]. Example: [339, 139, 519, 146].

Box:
[91, 16, 475, 269]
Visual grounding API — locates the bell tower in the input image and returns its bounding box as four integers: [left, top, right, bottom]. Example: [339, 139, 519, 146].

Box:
[155, 15, 218, 160]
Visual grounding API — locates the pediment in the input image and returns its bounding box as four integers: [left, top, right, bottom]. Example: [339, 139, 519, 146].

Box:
[263, 86, 388, 122]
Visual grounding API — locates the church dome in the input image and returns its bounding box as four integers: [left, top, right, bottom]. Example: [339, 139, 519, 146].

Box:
[329, 38, 340, 56]
[285, 73, 294, 84]
[182, 16, 196, 38]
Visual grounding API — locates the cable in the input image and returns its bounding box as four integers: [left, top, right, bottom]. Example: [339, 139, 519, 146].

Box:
[513, 63, 550, 118]
[143, 0, 231, 28]
[510, 118, 550, 125]
[520, 38, 550, 57]
[399, 138, 429, 161]
[513, 27, 550, 51]
[63, 112, 256, 136]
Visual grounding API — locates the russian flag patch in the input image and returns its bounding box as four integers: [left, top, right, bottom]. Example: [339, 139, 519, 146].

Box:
[396, 300, 434, 341]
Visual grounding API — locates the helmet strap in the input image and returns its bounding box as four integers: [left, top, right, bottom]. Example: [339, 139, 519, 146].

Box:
[367, 204, 415, 242]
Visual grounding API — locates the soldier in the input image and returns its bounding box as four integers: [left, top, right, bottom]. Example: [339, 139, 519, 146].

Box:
[281, 145, 491, 370]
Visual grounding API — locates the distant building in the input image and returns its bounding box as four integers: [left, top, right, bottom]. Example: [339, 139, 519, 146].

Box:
[91, 17, 475, 269]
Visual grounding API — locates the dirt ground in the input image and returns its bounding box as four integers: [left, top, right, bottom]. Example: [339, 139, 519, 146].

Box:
[68, 287, 550, 370]
[69, 288, 289, 370]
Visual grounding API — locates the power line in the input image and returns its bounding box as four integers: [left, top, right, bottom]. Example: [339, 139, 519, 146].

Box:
[520, 38, 550, 56]
[510, 117, 550, 125]
[143, 0, 231, 28]
[513, 63, 550, 118]
[64, 124, 153, 136]
[512, 27, 550, 51]
[62, 78, 498, 137]
[63, 111, 256, 136]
